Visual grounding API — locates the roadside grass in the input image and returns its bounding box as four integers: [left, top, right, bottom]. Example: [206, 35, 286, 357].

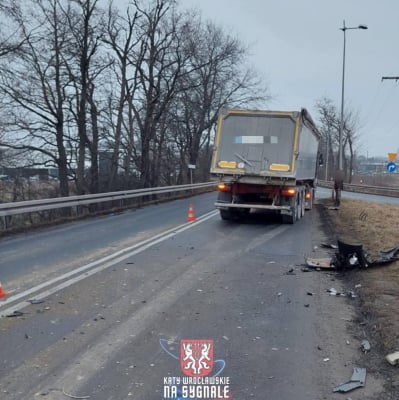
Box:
[322, 197, 399, 355]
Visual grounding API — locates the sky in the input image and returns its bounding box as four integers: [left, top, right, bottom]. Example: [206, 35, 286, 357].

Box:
[177, 0, 399, 158]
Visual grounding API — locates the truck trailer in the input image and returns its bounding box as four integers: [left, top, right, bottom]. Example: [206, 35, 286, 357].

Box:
[210, 108, 322, 224]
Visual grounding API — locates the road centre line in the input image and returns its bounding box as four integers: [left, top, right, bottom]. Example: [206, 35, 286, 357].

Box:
[0, 210, 219, 317]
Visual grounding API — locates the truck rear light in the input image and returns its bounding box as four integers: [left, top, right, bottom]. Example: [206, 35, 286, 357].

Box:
[281, 188, 296, 197]
[305, 192, 312, 200]
[217, 183, 231, 192]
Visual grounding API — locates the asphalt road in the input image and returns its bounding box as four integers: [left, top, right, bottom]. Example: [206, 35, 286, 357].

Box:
[0, 191, 386, 399]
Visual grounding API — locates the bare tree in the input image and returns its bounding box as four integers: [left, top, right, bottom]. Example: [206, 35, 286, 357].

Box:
[0, 0, 73, 196]
[315, 97, 360, 182]
[128, 0, 200, 188]
[168, 16, 270, 184]
[0, 1, 28, 57]
[103, 3, 140, 190]
[62, 0, 107, 194]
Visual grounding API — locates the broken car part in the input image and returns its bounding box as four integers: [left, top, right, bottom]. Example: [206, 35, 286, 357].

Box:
[333, 368, 366, 393]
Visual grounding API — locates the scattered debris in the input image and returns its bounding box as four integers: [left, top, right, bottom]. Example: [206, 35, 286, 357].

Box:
[333, 368, 366, 393]
[6, 310, 25, 318]
[354, 284, 362, 289]
[323, 358, 330, 362]
[305, 257, 334, 269]
[361, 340, 371, 353]
[301, 267, 312, 272]
[347, 290, 357, 298]
[326, 206, 340, 210]
[304, 304, 310, 308]
[320, 242, 338, 249]
[306, 292, 314, 296]
[327, 288, 342, 296]
[305, 240, 399, 271]
[62, 388, 90, 399]
[28, 299, 45, 305]
[284, 268, 296, 275]
[386, 351, 399, 366]
[277, 292, 282, 297]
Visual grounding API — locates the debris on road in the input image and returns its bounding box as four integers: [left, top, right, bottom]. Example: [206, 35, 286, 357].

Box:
[333, 367, 366, 393]
[361, 340, 371, 353]
[305, 240, 399, 271]
[6, 310, 25, 318]
[62, 388, 91, 399]
[306, 291, 314, 296]
[327, 288, 342, 296]
[304, 257, 334, 269]
[284, 268, 296, 275]
[386, 351, 399, 366]
[320, 242, 338, 249]
[27, 299, 45, 305]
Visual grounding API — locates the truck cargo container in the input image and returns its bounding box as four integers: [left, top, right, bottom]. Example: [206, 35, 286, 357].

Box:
[210, 108, 322, 224]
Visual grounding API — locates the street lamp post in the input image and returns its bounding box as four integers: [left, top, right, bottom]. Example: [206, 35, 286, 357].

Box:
[338, 20, 368, 171]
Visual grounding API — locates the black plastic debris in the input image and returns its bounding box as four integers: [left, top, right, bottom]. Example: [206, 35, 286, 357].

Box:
[6, 310, 25, 318]
[306, 240, 399, 271]
[335, 240, 399, 269]
[376, 246, 399, 264]
[333, 367, 366, 393]
[334, 241, 369, 269]
[284, 268, 296, 275]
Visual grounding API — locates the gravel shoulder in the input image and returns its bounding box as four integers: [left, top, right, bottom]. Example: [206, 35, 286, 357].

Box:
[318, 197, 399, 399]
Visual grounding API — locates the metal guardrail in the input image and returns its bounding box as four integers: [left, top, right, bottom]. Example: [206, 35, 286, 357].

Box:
[318, 180, 399, 197]
[0, 182, 216, 217]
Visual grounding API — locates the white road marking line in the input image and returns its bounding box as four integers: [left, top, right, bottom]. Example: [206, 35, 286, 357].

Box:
[0, 210, 219, 317]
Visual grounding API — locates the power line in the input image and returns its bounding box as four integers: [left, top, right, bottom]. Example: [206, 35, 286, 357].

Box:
[382, 76, 399, 82]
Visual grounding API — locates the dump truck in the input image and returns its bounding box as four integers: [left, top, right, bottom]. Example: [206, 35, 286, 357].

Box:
[210, 108, 322, 224]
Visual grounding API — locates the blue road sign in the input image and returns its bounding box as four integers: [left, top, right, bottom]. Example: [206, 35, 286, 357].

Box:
[387, 162, 397, 173]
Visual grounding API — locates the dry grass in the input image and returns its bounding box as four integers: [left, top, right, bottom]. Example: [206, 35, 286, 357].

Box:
[324, 198, 399, 354]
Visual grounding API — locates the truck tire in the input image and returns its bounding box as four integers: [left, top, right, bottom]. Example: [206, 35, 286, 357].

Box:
[220, 209, 232, 220]
[299, 192, 305, 219]
[305, 188, 313, 210]
[282, 203, 297, 224]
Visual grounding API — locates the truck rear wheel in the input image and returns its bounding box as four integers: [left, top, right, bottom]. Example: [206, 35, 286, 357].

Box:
[220, 209, 232, 220]
[299, 192, 305, 219]
[282, 202, 297, 224]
